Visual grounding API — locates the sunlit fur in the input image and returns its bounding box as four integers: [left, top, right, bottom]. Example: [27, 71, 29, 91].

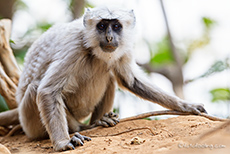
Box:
[15, 7, 137, 151]
[0, 7, 206, 152]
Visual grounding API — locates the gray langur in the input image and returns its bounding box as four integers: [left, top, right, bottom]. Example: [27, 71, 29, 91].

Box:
[0, 7, 206, 151]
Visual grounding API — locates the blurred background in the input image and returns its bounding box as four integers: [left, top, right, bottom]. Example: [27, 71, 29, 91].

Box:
[0, 0, 229, 119]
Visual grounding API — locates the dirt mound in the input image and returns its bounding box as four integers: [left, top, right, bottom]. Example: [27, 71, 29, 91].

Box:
[0, 116, 229, 154]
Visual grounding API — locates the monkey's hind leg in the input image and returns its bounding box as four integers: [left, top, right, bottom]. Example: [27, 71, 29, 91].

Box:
[18, 83, 48, 139]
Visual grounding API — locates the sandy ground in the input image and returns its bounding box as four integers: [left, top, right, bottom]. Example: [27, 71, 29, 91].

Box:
[0, 115, 229, 154]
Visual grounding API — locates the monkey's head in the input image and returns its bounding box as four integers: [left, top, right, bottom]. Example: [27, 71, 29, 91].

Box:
[83, 7, 136, 61]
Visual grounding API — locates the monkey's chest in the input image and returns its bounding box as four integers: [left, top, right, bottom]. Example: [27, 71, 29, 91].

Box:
[65, 73, 110, 120]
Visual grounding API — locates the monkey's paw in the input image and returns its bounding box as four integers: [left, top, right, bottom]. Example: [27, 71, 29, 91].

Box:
[95, 112, 119, 127]
[55, 132, 91, 151]
[181, 103, 207, 115]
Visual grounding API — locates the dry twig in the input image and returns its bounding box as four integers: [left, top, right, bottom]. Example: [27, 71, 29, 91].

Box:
[120, 110, 227, 122]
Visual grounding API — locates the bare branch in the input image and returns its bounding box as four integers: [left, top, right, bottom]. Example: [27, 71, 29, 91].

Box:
[0, 19, 21, 84]
[0, 19, 21, 109]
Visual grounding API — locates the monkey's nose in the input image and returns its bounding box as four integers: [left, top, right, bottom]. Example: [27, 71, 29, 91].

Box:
[106, 36, 113, 43]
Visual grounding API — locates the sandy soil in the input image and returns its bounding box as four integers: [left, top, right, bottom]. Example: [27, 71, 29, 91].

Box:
[0, 115, 229, 154]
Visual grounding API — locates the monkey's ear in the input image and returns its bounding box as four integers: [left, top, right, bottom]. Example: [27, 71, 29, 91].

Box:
[83, 8, 91, 27]
[128, 9, 136, 28]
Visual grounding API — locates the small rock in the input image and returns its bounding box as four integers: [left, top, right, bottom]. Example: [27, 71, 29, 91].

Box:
[130, 137, 145, 145]
[0, 144, 11, 154]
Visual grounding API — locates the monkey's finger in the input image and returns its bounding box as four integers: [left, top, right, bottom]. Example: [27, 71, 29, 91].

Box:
[101, 117, 117, 126]
[197, 105, 207, 114]
[71, 136, 84, 146]
[108, 112, 119, 118]
[62, 143, 75, 151]
[104, 113, 109, 117]
[95, 120, 109, 127]
[83, 136, 92, 141]
[111, 118, 120, 124]
[74, 132, 85, 143]
[74, 132, 91, 142]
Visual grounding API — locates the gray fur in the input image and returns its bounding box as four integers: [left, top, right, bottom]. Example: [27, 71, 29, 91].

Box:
[0, 7, 206, 151]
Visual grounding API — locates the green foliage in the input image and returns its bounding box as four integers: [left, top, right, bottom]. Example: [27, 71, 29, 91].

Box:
[0, 95, 9, 112]
[210, 88, 230, 102]
[149, 36, 174, 67]
[85, 2, 95, 8]
[113, 108, 119, 114]
[202, 17, 216, 29]
[199, 59, 229, 78]
[188, 59, 229, 83]
[187, 17, 216, 58]
[143, 117, 152, 120]
[200, 60, 228, 78]
[14, 47, 28, 63]
[24, 22, 53, 37]
[10, 39, 15, 44]
[15, 0, 28, 10]
[36, 23, 53, 32]
[83, 117, 90, 125]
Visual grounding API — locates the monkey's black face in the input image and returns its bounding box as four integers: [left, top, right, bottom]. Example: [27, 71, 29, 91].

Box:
[96, 19, 122, 53]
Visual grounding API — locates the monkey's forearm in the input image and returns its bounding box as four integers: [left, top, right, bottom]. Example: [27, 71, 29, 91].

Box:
[119, 76, 179, 108]
[119, 76, 206, 114]
[37, 91, 70, 150]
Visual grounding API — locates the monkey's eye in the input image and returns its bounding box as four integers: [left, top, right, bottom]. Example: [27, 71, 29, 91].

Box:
[113, 24, 122, 31]
[97, 23, 106, 30]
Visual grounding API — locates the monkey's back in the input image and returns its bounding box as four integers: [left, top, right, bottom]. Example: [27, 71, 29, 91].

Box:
[16, 20, 84, 104]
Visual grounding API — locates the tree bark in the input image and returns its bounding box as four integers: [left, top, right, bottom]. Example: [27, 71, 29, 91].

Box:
[0, 19, 21, 109]
[0, 0, 14, 19]
[72, 0, 85, 19]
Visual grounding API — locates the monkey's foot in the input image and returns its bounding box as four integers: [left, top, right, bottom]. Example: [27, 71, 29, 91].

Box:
[182, 103, 207, 115]
[55, 132, 91, 151]
[95, 112, 120, 127]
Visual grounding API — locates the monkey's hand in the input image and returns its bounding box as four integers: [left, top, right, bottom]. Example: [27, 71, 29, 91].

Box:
[179, 102, 207, 115]
[95, 112, 120, 127]
[55, 132, 91, 151]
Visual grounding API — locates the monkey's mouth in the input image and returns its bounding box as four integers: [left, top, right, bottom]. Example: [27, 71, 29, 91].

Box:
[101, 45, 117, 53]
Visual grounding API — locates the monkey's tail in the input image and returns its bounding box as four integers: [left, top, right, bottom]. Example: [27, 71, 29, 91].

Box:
[0, 108, 19, 126]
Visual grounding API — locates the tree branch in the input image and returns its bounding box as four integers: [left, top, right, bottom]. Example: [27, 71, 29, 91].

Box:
[0, 19, 21, 109]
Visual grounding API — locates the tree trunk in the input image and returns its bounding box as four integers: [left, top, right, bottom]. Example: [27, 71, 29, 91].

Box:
[0, 0, 14, 19]
[72, 0, 85, 19]
[0, 19, 21, 109]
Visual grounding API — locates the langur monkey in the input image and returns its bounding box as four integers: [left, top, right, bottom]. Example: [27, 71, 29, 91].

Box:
[0, 7, 206, 151]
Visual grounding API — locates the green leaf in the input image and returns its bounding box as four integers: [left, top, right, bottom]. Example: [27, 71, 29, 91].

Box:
[194, 60, 229, 81]
[201, 60, 228, 78]
[10, 39, 15, 44]
[187, 59, 229, 83]
[202, 17, 216, 29]
[0, 95, 9, 112]
[113, 108, 119, 114]
[36, 23, 53, 32]
[210, 88, 230, 102]
[143, 117, 152, 120]
[149, 36, 174, 67]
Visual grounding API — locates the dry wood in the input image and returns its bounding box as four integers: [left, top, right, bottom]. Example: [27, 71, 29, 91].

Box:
[120, 110, 227, 122]
[0, 19, 21, 109]
[80, 110, 228, 137]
